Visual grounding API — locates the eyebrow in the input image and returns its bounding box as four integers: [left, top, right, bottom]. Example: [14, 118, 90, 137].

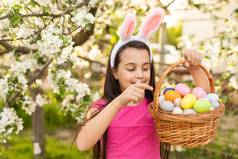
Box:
[124, 62, 150, 66]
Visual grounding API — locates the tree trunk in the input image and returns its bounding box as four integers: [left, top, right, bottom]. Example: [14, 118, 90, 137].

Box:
[32, 89, 45, 159]
[159, 22, 167, 75]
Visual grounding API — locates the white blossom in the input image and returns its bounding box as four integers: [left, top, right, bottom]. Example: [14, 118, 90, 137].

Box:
[17, 74, 28, 91]
[89, 0, 99, 8]
[10, 58, 37, 75]
[22, 96, 37, 115]
[69, 54, 82, 65]
[56, 46, 73, 64]
[46, 72, 60, 93]
[37, 24, 63, 57]
[0, 108, 23, 143]
[0, 78, 9, 102]
[16, 23, 35, 39]
[35, 94, 48, 107]
[72, 9, 95, 28]
[230, 75, 238, 90]
[62, 95, 74, 108]
[0, 18, 10, 37]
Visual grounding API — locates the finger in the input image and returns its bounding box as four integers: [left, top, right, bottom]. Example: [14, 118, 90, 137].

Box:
[184, 61, 190, 68]
[130, 94, 141, 103]
[184, 50, 192, 61]
[190, 53, 197, 66]
[131, 90, 144, 101]
[135, 83, 153, 91]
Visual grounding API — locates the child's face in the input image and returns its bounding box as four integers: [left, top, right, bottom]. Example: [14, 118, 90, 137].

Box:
[113, 47, 151, 91]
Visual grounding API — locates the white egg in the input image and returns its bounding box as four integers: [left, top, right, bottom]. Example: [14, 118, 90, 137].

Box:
[174, 98, 182, 107]
[183, 109, 197, 115]
[211, 100, 220, 108]
[210, 106, 215, 111]
[172, 107, 183, 114]
[159, 95, 165, 104]
[160, 101, 174, 112]
[206, 93, 219, 102]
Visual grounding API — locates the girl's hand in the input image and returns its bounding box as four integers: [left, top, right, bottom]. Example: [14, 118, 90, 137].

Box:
[116, 82, 153, 108]
[183, 49, 203, 67]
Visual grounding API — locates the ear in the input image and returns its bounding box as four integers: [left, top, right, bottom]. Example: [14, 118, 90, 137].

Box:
[138, 7, 165, 39]
[112, 69, 118, 80]
[119, 13, 137, 41]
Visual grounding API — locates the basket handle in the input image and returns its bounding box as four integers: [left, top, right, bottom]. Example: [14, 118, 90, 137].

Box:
[152, 59, 215, 113]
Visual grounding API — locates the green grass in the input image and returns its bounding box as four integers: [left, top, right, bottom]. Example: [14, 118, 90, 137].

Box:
[0, 131, 91, 159]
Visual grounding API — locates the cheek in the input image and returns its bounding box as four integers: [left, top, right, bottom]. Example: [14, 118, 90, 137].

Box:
[145, 72, 151, 84]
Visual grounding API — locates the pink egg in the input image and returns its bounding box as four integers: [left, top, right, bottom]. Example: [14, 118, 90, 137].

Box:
[175, 83, 191, 96]
[192, 87, 207, 99]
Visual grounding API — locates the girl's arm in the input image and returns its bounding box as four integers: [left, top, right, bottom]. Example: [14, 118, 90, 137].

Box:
[76, 82, 153, 151]
[184, 49, 211, 93]
[188, 66, 211, 93]
[76, 98, 122, 151]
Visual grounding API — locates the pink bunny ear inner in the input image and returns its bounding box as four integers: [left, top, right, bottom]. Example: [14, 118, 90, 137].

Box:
[139, 8, 165, 38]
[120, 13, 137, 40]
[124, 20, 135, 38]
[142, 15, 162, 37]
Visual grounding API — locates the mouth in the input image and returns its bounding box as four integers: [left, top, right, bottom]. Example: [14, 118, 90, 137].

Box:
[131, 80, 146, 84]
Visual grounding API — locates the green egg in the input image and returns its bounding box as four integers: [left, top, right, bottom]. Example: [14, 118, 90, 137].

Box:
[193, 98, 211, 113]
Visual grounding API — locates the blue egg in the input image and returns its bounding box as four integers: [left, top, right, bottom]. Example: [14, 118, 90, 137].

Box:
[160, 101, 174, 112]
[211, 100, 220, 108]
[206, 93, 219, 102]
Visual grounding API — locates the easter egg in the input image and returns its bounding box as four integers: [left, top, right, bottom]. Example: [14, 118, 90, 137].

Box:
[163, 87, 175, 94]
[172, 107, 183, 114]
[174, 98, 182, 107]
[192, 87, 207, 99]
[183, 109, 197, 115]
[206, 93, 219, 102]
[210, 106, 215, 111]
[160, 101, 174, 112]
[211, 100, 220, 108]
[164, 90, 181, 102]
[181, 94, 197, 109]
[159, 95, 165, 104]
[193, 98, 211, 113]
[175, 83, 191, 96]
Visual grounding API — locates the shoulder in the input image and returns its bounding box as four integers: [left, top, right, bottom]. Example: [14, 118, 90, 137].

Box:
[86, 98, 108, 120]
[90, 98, 108, 110]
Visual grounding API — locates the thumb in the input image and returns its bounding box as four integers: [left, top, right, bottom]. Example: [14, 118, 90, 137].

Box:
[184, 61, 190, 68]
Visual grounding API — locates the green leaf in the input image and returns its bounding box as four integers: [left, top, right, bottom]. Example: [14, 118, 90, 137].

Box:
[10, 14, 22, 27]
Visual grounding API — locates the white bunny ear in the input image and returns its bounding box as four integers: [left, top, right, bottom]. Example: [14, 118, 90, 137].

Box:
[119, 13, 137, 41]
[138, 7, 165, 39]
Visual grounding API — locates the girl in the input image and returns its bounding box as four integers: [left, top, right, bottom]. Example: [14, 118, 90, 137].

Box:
[76, 8, 210, 159]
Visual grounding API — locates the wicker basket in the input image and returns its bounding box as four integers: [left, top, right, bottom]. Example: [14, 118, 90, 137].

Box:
[150, 60, 225, 148]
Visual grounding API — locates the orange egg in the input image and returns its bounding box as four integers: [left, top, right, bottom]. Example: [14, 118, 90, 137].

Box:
[164, 90, 182, 102]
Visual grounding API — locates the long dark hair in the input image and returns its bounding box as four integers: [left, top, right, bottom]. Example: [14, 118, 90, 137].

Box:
[92, 40, 156, 159]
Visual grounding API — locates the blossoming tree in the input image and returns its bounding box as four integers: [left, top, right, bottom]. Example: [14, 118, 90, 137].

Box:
[0, 0, 100, 157]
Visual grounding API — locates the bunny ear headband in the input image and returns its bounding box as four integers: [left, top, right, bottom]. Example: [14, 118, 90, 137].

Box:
[110, 7, 165, 68]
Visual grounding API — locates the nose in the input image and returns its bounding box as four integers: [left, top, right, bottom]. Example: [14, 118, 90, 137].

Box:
[135, 69, 143, 80]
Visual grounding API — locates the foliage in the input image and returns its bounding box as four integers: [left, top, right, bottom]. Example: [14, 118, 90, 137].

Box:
[0, 130, 91, 159]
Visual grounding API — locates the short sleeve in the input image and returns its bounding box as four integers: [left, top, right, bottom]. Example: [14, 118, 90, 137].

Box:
[90, 98, 107, 110]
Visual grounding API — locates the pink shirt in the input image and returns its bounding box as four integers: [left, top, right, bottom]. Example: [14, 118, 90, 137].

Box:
[91, 98, 160, 159]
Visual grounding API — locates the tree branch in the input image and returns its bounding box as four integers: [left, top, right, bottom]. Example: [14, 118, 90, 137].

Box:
[0, 41, 34, 55]
[0, 0, 90, 20]
[78, 55, 106, 67]
[164, 0, 176, 9]
[6, 58, 53, 104]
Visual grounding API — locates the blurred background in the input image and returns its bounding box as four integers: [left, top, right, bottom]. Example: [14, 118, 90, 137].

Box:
[0, 0, 237, 158]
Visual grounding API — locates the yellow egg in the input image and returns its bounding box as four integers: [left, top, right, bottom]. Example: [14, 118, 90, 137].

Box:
[181, 94, 197, 109]
[164, 90, 181, 102]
